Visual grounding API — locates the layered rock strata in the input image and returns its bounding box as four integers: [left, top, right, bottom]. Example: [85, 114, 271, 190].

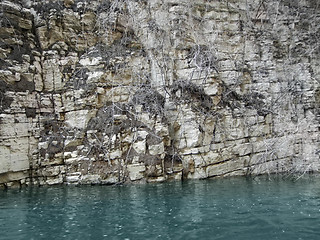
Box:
[0, 0, 319, 187]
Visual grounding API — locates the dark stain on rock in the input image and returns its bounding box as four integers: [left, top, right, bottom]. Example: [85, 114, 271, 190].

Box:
[171, 80, 213, 112]
[0, 80, 13, 112]
[25, 107, 37, 118]
[13, 77, 35, 92]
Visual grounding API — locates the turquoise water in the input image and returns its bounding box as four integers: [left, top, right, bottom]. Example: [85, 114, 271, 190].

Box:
[1, 176, 320, 240]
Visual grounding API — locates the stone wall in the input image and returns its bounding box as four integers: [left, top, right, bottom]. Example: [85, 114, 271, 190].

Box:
[0, 0, 319, 187]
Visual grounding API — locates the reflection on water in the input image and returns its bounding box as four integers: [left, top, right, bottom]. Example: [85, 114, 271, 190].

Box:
[1, 176, 320, 239]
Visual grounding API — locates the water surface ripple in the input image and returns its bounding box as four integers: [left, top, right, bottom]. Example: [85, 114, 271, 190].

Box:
[1, 176, 320, 239]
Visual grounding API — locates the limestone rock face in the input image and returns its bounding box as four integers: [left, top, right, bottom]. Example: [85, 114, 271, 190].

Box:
[0, 0, 319, 187]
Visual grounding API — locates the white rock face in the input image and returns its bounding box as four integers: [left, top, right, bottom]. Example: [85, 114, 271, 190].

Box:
[0, 0, 319, 187]
[127, 164, 146, 181]
[149, 142, 165, 155]
[79, 57, 102, 66]
[133, 140, 146, 155]
[80, 175, 101, 184]
[0, 146, 11, 174]
[65, 110, 95, 129]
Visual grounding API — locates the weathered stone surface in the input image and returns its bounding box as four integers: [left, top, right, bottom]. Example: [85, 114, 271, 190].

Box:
[0, 0, 319, 186]
[127, 164, 146, 181]
[149, 142, 165, 156]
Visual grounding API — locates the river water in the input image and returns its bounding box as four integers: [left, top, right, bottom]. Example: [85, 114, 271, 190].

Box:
[1, 176, 320, 240]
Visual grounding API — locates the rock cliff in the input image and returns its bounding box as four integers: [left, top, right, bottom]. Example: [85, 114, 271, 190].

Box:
[0, 0, 319, 187]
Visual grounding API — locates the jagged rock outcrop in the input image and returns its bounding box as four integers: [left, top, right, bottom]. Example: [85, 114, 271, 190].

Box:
[0, 0, 319, 187]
